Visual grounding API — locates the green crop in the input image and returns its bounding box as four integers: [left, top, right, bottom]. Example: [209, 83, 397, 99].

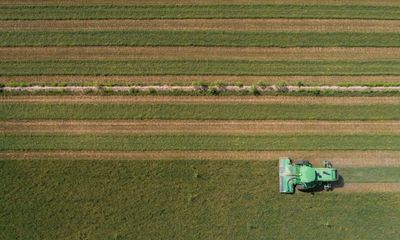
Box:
[3, 134, 400, 151]
[1, 160, 399, 239]
[1, 4, 400, 20]
[2, 103, 400, 120]
[1, 31, 400, 47]
[1, 60, 400, 76]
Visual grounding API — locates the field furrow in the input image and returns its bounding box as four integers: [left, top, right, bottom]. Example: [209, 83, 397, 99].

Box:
[3, 19, 400, 32]
[2, 120, 400, 135]
[3, 47, 400, 61]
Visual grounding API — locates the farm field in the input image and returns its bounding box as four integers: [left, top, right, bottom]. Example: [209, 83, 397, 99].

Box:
[1, 1, 400, 239]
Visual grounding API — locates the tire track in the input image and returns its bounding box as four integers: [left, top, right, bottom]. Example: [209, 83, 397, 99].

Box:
[2, 120, 400, 135]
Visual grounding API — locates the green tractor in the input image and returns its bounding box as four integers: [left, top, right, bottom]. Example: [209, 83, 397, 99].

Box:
[279, 157, 339, 194]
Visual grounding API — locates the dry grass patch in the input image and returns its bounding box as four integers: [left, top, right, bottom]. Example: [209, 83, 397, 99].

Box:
[335, 183, 400, 192]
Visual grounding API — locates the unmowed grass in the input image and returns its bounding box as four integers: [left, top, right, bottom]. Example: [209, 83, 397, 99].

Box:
[3, 134, 400, 151]
[2, 31, 400, 47]
[1, 60, 400, 76]
[340, 167, 400, 183]
[1, 4, 400, 20]
[2, 103, 400, 120]
[0, 160, 399, 240]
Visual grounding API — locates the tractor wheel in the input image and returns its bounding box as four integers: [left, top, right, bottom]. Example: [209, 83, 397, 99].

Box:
[295, 160, 309, 165]
[296, 185, 304, 191]
[324, 184, 332, 191]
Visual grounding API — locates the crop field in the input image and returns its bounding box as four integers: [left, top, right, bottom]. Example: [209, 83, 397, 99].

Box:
[1, 1, 400, 240]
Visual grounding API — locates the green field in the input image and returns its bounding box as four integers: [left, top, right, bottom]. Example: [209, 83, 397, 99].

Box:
[3, 134, 400, 151]
[1, 160, 399, 239]
[1, 60, 400, 76]
[2, 103, 400, 120]
[2, 31, 400, 47]
[1, 4, 400, 20]
[1, 1, 400, 239]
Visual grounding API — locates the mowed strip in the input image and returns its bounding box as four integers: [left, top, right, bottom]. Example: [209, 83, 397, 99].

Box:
[3, 95, 400, 105]
[2, 75, 399, 86]
[2, 120, 400, 135]
[334, 183, 400, 192]
[1, 150, 400, 167]
[3, 19, 400, 32]
[3, 47, 400, 61]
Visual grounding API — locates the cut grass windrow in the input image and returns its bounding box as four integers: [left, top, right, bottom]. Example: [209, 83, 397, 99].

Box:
[2, 120, 399, 135]
[3, 47, 400, 61]
[1, 75, 399, 86]
[1, 31, 400, 47]
[2, 134, 400, 151]
[3, 19, 400, 32]
[2, 102, 400, 120]
[1, 60, 400, 76]
[1, 160, 400, 239]
[1, 4, 400, 20]
[2, 150, 400, 167]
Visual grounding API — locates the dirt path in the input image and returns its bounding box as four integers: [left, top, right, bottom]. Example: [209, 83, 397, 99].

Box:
[334, 183, 400, 193]
[2, 120, 400, 135]
[2, 47, 400, 61]
[1, 75, 398, 86]
[1, 150, 400, 167]
[1, 0, 399, 6]
[3, 19, 399, 32]
[2, 95, 400, 105]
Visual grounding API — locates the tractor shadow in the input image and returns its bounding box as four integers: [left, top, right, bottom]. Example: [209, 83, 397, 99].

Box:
[297, 175, 345, 194]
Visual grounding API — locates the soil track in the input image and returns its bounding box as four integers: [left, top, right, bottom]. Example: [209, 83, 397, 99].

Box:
[1, 0, 399, 6]
[2, 47, 400, 61]
[2, 95, 400, 105]
[1, 75, 399, 86]
[2, 120, 400, 135]
[1, 150, 400, 167]
[3, 19, 399, 32]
